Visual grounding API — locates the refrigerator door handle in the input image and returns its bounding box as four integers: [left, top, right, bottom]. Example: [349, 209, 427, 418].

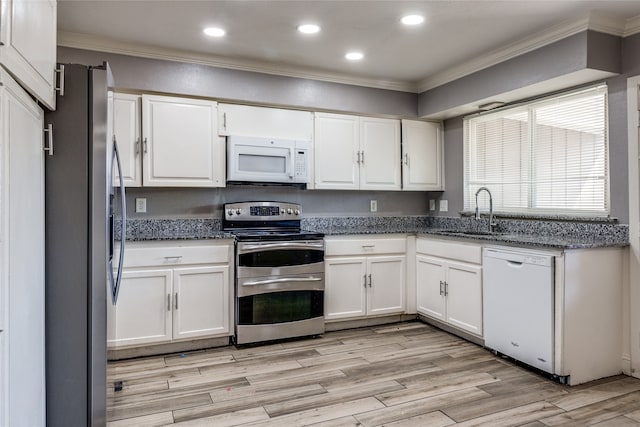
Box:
[109, 137, 127, 304]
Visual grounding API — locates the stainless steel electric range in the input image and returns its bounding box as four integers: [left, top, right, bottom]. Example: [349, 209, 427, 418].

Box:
[223, 201, 325, 345]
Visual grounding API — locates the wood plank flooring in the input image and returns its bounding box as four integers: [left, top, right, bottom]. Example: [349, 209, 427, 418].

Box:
[107, 321, 640, 426]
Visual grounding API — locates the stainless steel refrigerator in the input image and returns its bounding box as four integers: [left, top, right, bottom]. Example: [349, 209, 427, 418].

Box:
[44, 62, 126, 426]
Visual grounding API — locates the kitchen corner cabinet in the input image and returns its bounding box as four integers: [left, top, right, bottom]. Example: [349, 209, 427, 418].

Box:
[314, 113, 401, 191]
[107, 240, 233, 349]
[218, 103, 313, 140]
[401, 120, 444, 191]
[0, 0, 57, 110]
[416, 237, 482, 336]
[324, 236, 406, 320]
[112, 93, 225, 187]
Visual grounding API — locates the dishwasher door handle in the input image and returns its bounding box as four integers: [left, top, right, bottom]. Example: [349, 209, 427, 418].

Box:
[506, 260, 524, 267]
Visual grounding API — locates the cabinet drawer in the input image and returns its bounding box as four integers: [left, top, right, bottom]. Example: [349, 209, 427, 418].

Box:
[120, 242, 231, 268]
[325, 236, 406, 256]
[416, 238, 482, 264]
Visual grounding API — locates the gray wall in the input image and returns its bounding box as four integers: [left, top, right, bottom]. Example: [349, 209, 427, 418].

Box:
[58, 47, 418, 117]
[418, 30, 621, 117]
[122, 186, 433, 219]
[431, 32, 639, 223]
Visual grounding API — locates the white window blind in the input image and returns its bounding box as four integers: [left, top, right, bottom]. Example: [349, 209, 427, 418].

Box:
[464, 85, 609, 216]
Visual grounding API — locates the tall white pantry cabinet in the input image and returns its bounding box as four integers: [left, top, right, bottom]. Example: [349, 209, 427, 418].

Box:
[0, 0, 56, 424]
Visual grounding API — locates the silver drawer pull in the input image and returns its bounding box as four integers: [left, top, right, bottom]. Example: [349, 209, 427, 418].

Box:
[361, 244, 375, 249]
[164, 255, 183, 261]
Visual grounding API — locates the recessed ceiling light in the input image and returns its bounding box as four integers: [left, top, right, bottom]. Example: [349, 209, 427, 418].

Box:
[401, 14, 424, 26]
[298, 24, 320, 34]
[203, 27, 226, 37]
[345, 52, 364, 61]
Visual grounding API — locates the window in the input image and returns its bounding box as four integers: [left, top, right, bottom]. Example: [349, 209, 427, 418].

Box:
[464, 85, 609, 216]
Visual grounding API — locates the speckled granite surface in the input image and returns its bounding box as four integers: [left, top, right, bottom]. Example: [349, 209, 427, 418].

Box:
[115, 218, 232, 240]
[116, 216, 629, 249]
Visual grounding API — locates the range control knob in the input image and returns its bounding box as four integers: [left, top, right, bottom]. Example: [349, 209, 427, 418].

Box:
[294, 209, 301, 215]
[227, 209, 234, 216]
[235, 208, 242, 215]
[287, 208, 293, 214]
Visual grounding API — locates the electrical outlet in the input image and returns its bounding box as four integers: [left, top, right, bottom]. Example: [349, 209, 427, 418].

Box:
[135, 198, 147, 213]
[439, 199, 448, 212]
[429, 200, 436, 211]
[370, 200, 378, 212]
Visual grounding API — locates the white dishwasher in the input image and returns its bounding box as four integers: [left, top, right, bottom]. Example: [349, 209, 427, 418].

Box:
[483, 247, 555, 374]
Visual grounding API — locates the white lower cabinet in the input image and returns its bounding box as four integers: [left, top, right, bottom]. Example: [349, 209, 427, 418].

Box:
[416, 238, 483, 337]
[108, 240, 233, 349]
[324, 236, 406, 321]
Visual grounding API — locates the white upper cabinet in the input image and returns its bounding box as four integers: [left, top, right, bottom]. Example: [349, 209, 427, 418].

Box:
[360, 117, 401, 190]
[0, 0, 57, 110]
[142, 94, 225, 187]
[401, 120, 444, 191]
[314, 113, 360, 190]
[112, 93, 142, 187]
[314, 112, 401, 190]
[218, 103, 313, 140]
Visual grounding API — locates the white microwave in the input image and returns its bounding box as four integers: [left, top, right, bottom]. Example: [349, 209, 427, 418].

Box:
[226, 135, 311, 185]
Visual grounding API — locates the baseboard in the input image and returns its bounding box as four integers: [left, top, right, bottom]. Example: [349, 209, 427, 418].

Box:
[107, 336, 231, 360]
[417, 314, 485, 347]
[325, 314, 417, 332]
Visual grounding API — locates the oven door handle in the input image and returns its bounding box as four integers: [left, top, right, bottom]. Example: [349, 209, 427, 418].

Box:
[239, 242, 324, 253]
[243, 276, 323, 286]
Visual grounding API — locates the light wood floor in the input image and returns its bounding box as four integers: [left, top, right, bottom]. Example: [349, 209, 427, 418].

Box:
[107, 321, 640, 426]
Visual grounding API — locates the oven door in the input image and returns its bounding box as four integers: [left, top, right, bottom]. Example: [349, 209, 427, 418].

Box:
[236, 240, 324, 279]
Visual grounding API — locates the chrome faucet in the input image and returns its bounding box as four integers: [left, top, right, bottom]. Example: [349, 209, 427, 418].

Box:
[475, 187, 496, 233]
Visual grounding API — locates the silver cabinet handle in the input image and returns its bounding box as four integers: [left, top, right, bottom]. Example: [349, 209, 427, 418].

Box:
[223, 112, 227, 130]
[55, 64, 65, 96]
[43, 124, 54, 156]
[368, 274, 372, 288]
[361, 151, 365, 164]
[356, 151, 361, 164]
[439, 280, 444, 296]
[164, 255, 183, 261]
[363, 274, 367, 288]
[135, 137, 140, 155]
[444, 281, 449, 296]
[361, 244, 375, 249]
[175, 292, 178, 310]
[404, 153, 409, 166]
[167, 294, 171, 311]
[143, 137, 148, 153]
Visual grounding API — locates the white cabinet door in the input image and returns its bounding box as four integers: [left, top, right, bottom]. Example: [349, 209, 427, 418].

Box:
[416, 255, 447, 322]
[0, 0, 57, 109]
[324, 257, 367, 320]
[110, 269, 173, 347]
[401, 120, 443, 191]
[173, 265, 230, 340]
[360, 117, 401, 190]
[113, 93, 142, 187]
[0, 69, 45, 427]
[142, 95, 224, 187]
[367, 255, 405, 316]
[218, 104, 313, 140]
[314, 113, 359, 190]
[446, 261, 483, 336]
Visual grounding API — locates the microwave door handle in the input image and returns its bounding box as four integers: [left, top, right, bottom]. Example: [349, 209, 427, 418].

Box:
[289, 147, 294, 179]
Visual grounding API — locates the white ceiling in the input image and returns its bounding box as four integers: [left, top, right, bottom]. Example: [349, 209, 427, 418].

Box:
[57, 1, 640, 93]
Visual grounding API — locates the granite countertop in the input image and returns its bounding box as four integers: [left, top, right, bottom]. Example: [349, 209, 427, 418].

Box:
[419, 229, 628, 249]
[116, 216, 629, 249]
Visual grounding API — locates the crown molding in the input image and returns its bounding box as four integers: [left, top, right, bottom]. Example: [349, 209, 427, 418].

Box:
[57, 31, 418, 93]
[624, 15, 640, 37]
[416, 11, 631, 93]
